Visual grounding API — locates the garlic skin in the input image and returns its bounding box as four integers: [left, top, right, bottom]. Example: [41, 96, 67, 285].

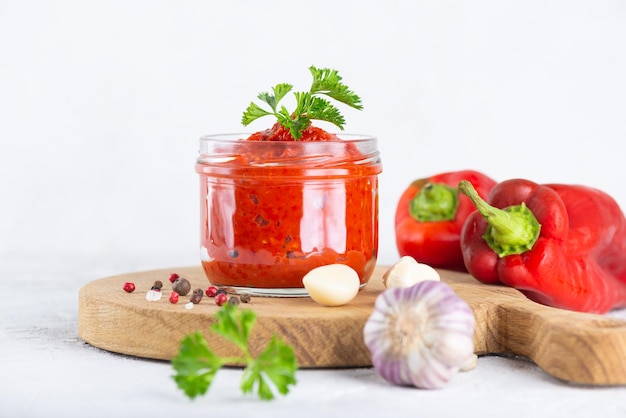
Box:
[383, 256, 440, 289]
[363, 280, 476, 389]
[460, 353, 478, 372]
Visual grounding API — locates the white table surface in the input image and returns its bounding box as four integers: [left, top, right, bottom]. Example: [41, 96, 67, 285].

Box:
[3, 254, 626, 418]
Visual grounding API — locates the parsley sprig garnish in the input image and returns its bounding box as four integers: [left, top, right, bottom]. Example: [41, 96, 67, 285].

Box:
[171, 303, 298, 401]
[241, 66, 363, 140]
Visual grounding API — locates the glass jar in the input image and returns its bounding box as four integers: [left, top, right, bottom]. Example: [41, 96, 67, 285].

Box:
[196, 133, 382, 296]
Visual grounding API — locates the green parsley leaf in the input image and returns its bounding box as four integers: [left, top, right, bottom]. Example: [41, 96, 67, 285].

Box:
[171, 332, 226, 400]
[241, 102, 272, 126]
[241, 66, 363, 140]
[298, 94, 345, 129]
[308, 66, 363, 110]
[211, 303, 256, 353]
[240, 336, 298, 400]
[242, 83, 294, 126]
[263, 83, 293, 112]
[171, 304, 298, 401]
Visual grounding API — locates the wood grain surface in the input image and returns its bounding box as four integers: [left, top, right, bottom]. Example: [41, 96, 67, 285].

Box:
[78, 265, 626, 385]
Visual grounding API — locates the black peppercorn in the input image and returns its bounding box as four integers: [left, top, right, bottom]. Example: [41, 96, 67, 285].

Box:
[228, 296, 240, 306]
[240, 294, 251, 303]
[190, 292, 203, 304]
[151, 280, 163, 291]
[172, 277, 191, 296]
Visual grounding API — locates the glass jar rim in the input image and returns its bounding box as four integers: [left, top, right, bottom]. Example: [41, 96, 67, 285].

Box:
[196, 132, 381, 177]
[199, 132, 377, 147]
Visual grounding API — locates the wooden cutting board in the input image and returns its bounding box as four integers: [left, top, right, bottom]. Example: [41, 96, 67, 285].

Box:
[78, 265, 626, 386]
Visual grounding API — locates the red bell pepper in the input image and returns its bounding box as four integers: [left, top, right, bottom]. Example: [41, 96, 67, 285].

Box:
[458, 179, 626, 314]
[394, 170, 496, 271]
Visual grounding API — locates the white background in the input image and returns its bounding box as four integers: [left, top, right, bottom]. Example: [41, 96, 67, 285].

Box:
[1, 0, 625, 268]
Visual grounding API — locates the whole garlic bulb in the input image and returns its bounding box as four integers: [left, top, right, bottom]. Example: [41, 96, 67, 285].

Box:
[363, 280, 476, 389]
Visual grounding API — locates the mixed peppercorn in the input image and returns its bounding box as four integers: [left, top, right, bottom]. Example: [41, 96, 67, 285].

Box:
[121, 273, 251, 308]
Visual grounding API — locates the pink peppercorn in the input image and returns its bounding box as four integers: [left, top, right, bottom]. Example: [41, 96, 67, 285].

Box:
[123, 282, 136, 293]
[168, 273, 180, 283]
[205, 286, 218, 297]
[215, 293, 228, 306]
[169, 291, 180, 304]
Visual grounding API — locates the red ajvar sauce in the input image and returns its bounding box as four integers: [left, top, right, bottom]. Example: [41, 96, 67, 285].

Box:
[197, 124, 382, 290]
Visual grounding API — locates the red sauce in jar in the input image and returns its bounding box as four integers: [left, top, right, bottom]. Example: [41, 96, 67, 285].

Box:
[196, 125, 382, 293]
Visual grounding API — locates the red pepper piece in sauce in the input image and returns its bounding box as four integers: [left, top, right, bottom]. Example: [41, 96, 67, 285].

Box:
[246, 122, 339, 142]
[394, 170, 496, 272]
[458, 179, 626, 314]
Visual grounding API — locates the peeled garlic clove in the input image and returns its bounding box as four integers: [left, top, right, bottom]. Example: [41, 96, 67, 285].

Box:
[302, 264, 360, 307]
[363, 280, 476, 389]
[383, 256, 440, 288]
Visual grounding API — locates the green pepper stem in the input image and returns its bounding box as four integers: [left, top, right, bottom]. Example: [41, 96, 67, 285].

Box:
[409, 183, 459, 222]
[458, 180, 541, 257]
